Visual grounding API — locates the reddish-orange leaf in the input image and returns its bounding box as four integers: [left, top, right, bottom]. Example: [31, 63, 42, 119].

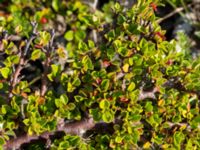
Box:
[166, 59, 173, 65]
[155, 32, 166, 40]
[96, 78, 102, 84]
[103, 60, 111, 68]
[150, 2, 158, 12]
[120, 97, 129, 103]
[34, 44, 43, 49]
[37, 97, 45, 105]
[21, 92, 28, 99]
[40, 17, 48, 24]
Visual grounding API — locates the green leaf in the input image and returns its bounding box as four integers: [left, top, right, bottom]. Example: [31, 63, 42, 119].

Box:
[52, 0, 59, 11]
[113, 40, 122, 48]
[133, 68, 143, 75]
[99, 100, 110, 109]
[82, 55, 94, 71]
[23, 119, 30, 126]
[127, 82, 135, 91]
[130, 114, 141, 122]
[173, 131, 185, 148]
[9, 55, 20, 64]
[51, 64, 61, 77]
[115, 136, 123, 143]
[59, 141, 69, 149]
[1, 105, 8, 114]
[132, 130, 140, 144]
[31, 49, 42, 60]
[67, 82, 75, 92]
[74, 95, 86, 102]
[145, 102, 153, 112]
[72, 77, 81, 86]
[47, 74, 53, 82]
[117, 14, 126, 24]
[118, 47, 128, 57]
[89, 108, 102, 121]
[60, 94, 69, 105]
[55, 98, 61, 108]
[0, 67, 10, 79]
[40, 31, 51, 46]
[128, 23, 139, 34]
[0, 83, 3, 89]
[105, 30, 115, 42]
[102, 111, 114, 123]
[172, 114, 182, 123]
[68, 103, 76, 110]
[64, 30, 74, 41]
[113, 2, 121, 12]
[88, 40, 95, 48]
[5, 130, 16, 137]
[0, 137, 5, 145]
[186, 139, 194, 150]
[100, 79, 110, 92]
[190, 115, 200, 129]
[78, 41, 88, 52]
[75, 30, 86, 41]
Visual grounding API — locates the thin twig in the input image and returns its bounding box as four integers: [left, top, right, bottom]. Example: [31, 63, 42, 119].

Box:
[8, 22, 38, 100]
[83, 0, 98, 9]
[83, 0, 98, 43]
[156, 3, 193, 24]
[7, 35, 22, 41]
[157, 7, 185, 24]
[24, 22, 38, 56]
[92, 0, 98, 43]
[40, 29, 55, 96]
[166, 121, 200, 131]
[27, 76, 41, 87]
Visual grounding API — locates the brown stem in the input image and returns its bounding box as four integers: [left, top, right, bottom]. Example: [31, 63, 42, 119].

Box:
[138, 87, 158, 100]
[8, 58, 24, 99]
[156, 3, 194, 24]
[40, 30, 55, 96]
[3, 118, 95, 150]
[40, 55, 51, 96]
[8, 22, 38, 100]
[166, 121, 200, 131]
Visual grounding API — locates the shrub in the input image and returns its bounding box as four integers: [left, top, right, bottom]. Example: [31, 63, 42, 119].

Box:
[0, 0, 199, 149]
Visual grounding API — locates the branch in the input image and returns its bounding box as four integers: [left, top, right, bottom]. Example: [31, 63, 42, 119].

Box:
[40, 29, 55, 96]
[83, 0, 98, 10]
[166, 121, 200, 131]
[156, 7, 185, 24]
[156, 3, 193, 24]
[8, 22, 38, 100]
[7, 35, 22, 41]
[3, 118, 95, 150]
[23, 22, 38, 56]
[83, 0, 98, 43]
[91, 0, 98, 43]
[138, 87, 158, 100]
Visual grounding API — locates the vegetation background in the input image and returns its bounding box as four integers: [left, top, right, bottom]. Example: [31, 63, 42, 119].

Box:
[0, 0, 199, 149]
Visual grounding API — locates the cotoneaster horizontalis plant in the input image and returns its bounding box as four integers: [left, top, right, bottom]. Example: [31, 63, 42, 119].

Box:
[0, 0, 199, 149]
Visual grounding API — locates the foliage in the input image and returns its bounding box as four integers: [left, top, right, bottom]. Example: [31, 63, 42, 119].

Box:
[0, 0, 199, 150]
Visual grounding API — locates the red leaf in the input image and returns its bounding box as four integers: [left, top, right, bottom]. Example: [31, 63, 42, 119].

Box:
[40, 17, 48, 24]
[166, 59, 173, 65]
[96, 78, 102, 84]
[150, 2, 158, 12]
[34, 44, 43, 49]
[120, 97, 129, 103]
[155, 32, 166, 40]
[103, 60, 111, 68]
